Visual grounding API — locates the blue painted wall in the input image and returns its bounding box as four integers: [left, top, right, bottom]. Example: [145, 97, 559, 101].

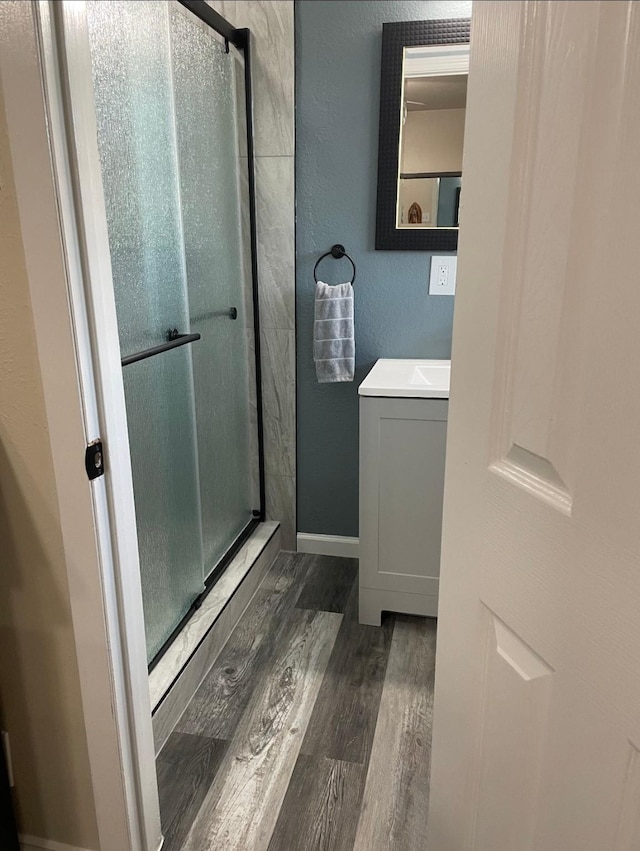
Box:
[296, 0, 472, 538]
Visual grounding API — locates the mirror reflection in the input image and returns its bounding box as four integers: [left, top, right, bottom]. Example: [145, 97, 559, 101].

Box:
[397, 43, 469, 229]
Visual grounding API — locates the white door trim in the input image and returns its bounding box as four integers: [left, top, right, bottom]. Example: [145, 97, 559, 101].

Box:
[296, 533, 360, 559]
[39, 0, 162, 851]
[39, 2, 163, 848]
[0, 3, 162, 850]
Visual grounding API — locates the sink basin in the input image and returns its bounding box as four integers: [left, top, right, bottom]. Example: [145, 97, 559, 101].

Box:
[409, 363, 450, 388]
[358, 358, 450, 399]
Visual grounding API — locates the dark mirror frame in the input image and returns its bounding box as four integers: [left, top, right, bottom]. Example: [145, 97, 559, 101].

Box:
[375, 18, 471, 251]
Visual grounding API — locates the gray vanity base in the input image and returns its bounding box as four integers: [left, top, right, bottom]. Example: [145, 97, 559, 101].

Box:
[359, 395, 448, 625]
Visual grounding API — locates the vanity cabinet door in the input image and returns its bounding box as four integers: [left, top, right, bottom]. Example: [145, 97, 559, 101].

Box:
[359, 396, 447, 625]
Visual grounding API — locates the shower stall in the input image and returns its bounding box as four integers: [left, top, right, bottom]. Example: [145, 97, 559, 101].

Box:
[71, 0, 265, 667]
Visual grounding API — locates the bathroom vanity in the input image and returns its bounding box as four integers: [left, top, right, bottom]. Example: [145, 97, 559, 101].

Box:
[358, 359, 450, 625]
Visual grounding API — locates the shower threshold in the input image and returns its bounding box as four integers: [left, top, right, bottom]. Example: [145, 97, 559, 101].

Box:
[148, 517, 262, 676]
[149, 521, 281, 753]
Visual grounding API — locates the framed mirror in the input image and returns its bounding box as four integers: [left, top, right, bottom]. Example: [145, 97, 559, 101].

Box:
[375, 18, 471, 251]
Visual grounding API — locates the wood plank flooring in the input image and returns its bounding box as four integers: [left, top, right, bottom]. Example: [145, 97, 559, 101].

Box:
[353, 616, 437, 851]
[300, 585, 394, 765]
[157, 552, 437, 851]
[156, 733, 228, 851]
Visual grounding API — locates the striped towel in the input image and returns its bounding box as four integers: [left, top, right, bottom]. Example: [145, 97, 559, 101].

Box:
[313, 281, 355, 383]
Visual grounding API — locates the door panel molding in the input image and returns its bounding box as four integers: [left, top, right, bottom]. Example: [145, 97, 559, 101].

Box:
[490, 2, 601, 512]
[469, 607, 553, 851]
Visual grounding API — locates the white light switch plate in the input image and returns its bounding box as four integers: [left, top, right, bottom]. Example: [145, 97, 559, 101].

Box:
[429, 255, 457, 295]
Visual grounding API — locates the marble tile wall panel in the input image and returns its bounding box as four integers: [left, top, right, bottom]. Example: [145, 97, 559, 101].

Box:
[266, 473, 295, 550]
[205, 1, 236, 20]
[255, 156, 295, 330]
[232, 1, 295, 157]
[261, 329, 295, 479]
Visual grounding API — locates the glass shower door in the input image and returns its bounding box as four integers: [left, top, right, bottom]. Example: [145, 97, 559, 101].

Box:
[170, 6, 255, 575]
[84, 1, 260, 664]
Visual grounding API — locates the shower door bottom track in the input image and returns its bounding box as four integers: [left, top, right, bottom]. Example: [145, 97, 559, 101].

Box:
[148, 514, 261, 673]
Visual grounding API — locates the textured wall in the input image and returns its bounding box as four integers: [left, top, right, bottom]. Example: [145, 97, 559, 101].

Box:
[296, 0, 472, 537]
[211, 1, 296, 548]
[0, 69, 99, 849]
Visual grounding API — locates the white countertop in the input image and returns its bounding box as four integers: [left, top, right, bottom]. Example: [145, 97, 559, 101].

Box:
[358, 358, 451, 398]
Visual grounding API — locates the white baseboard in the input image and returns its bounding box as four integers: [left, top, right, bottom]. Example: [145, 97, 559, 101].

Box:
[20, 835, 95, 851]
[296, 533, 359, 559]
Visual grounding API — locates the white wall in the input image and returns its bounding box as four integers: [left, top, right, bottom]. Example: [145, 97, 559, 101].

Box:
[401, 107, 465, 174]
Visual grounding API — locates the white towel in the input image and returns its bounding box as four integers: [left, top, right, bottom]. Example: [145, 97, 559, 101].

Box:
[313, 281, 355, 383]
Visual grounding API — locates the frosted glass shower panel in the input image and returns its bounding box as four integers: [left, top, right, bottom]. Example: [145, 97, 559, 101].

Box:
[123, 351, 205, 662]
[170, 8, 255, 575]
[86, 1, 206, 662]
[87, 1, 190, 356]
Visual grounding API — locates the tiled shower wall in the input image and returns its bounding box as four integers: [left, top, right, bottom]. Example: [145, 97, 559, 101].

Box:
[209, 1, 296, 548]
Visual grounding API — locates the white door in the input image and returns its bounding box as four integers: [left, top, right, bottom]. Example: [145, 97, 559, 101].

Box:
[428, 2, 640, 849]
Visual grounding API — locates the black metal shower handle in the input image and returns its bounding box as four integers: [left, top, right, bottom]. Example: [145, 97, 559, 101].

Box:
[191, 306, 238, 322]
[121, 332, 201, 367]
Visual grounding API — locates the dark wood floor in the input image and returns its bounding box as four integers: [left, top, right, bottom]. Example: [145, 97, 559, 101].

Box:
[157, 552, 437, 851]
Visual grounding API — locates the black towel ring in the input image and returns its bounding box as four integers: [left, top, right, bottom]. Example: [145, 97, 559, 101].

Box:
[313, 244, 356, 285]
